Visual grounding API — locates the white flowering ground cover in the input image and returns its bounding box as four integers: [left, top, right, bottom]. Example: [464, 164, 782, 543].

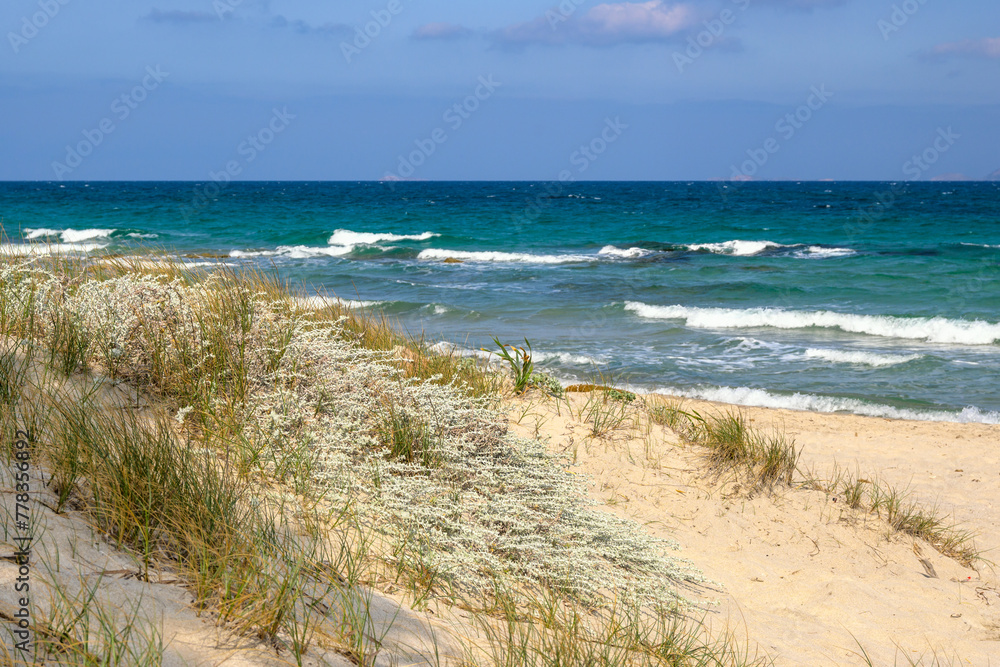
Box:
[0, 259, 706, 613]
[279, 331, 706, 608]
[5, 258, 994, 666]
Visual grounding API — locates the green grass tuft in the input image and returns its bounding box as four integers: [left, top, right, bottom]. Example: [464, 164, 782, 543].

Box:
[490, 336, 535, 394]
[813, 465, 981, 567]
[376, 405, 441, 467]
[0, 254, 775, 666]
[665, 407, 798, 491]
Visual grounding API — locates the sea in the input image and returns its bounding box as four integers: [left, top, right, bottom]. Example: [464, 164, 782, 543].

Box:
[2, 181, 999, 424]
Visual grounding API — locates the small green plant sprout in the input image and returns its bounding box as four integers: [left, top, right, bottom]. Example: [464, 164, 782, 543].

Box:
[606, 388, 636, 404]
[487, 337, 534, 394]
[528, 371, 565, 398]
[565, 384, 636, 404]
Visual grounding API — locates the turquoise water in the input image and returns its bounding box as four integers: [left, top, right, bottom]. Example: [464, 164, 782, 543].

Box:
[2, 181, 999, 423]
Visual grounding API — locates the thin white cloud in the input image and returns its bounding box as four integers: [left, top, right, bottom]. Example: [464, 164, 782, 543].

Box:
[143, 6, 350, 36]
[407, 0, 849, 49]
[756, 0, 849, 9]
[928, 37, 1000, 60]
[269, 15, 352, 38]
[492, 1, 699, 48]
[577, 1, 697, 44]
[413, 22, 474, 40]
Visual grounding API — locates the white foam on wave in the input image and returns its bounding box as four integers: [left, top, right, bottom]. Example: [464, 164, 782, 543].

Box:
[63, 228, 115, 243]
[428, 341, 500, 365]
[685, 240, 786, 256]
[181, 260, 238, 268]
[293, 296, 384, 310]
[598, 245, 652, 259]
[1, 243, 105, 256]
[726, 337, 793, 353]
[328, 229, 439, 246]
[803, 348, 923, 367]
[653, 385, 1000, 424]
[419, 303, 453, 315]
[24, 228, 60, 239]
[26, 228, 116, 243]
[127, 233, 159, 239]
[793, 246, 856, 259]
[624, 302, 1000, 346]
[234, 229, 440, 259]
[960, 242, 1000, 249]
[428, 341, 462, 356]
[532, 351, 603, 365]
[418, 249, 594, 264]
[681, 240, 856, 259]
[427, 342, 599, 368]
[230, 245, 354, 259]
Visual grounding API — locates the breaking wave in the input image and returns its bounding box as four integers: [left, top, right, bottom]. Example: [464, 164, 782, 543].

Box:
[803, 348, 923, 367]
[25, 227, 116, 243]
[418, 249, 595, 264]
[652, 385, 1000, 424]
[625, 303, 1000, 345]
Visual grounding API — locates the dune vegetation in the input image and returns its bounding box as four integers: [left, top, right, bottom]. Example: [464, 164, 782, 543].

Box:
[0, 256, 780, 666]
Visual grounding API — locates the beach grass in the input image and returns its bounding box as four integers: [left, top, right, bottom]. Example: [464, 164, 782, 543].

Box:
[648, 393, 979, 566]
[0, 253, 766, 666]
[467, 583, 769, 667]
[646, 400, 798, 492]
[5, 375, 361, 664]
[809, 464, 981, 567]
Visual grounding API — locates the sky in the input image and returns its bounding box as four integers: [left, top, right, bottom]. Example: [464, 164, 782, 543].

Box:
[1, 0, 999, 181]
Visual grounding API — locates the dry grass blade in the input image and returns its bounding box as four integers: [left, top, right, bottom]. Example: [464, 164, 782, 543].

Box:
[808, 464, 981, 567]
[651, 403, 798, 492]
[0, 253, 770, 666]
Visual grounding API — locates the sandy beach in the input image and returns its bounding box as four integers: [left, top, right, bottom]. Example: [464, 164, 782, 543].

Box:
[0, 258, 997, 665]
[6, 0, 1000, 661]
[509, 391, 1000, 665]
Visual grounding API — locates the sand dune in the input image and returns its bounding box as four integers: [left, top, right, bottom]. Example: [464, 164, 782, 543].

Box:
[509, 392, 1000, 665]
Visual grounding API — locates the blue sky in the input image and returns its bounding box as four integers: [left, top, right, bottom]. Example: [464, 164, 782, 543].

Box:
[2, 0, 998, 180]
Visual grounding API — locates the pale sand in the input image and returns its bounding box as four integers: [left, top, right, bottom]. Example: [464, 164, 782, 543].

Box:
[3, 368, 997, 665]
[0, 504, 468, 667]
[508, 392, 1000, 665]
[0, 371, 469, 667]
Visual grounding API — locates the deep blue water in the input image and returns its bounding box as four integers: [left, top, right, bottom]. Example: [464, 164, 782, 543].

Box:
[2, 181, 999, 423]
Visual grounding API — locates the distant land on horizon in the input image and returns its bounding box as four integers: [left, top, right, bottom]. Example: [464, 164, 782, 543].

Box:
[4, 177, 1000, 183]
